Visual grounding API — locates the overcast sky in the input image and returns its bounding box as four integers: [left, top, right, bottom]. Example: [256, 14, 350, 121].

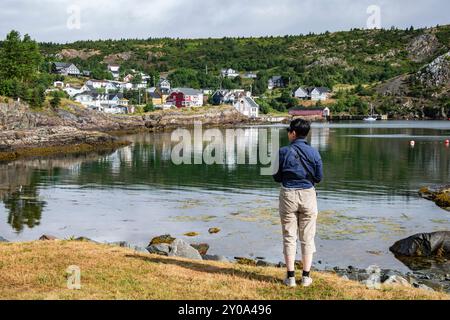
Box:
[0, 0, 449, 43]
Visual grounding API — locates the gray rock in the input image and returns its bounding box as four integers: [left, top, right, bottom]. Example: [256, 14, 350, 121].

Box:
[146, 243, 171, 256]
[168, 239, 203, 260]
[256, 260, 276, 267]
[203, 255, 229, 263]
[0, 236, 9, 242]
[39, 234, 58, 241]
[389, 231, 450, 257]
[383, 275, 411, 287]
[146, 239, 203, 261]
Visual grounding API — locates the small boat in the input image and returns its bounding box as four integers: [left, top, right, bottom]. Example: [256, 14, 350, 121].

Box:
[364, 104, 377, 122]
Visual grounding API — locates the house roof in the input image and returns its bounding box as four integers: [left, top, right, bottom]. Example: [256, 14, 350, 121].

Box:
[297, 86, 331, 94]
[53, 62, 76, 70]
[244, 97, 259, 109]
[172, 88, 202, 95]
[149, 91, 162, 99]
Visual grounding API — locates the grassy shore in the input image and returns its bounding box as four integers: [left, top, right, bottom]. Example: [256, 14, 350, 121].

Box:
[0, 241, 448, 300]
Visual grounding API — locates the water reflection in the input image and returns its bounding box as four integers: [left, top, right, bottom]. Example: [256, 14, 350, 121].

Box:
[0, 123, 449, 239]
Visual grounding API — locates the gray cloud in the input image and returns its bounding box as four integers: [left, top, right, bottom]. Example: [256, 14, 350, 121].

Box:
[0, 0, 448, 42]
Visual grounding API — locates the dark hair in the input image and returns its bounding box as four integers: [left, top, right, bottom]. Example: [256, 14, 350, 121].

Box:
[288, 119, 311, 138]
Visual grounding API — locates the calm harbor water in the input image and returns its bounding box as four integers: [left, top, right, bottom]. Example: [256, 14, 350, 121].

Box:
[1, 121, 449, 272]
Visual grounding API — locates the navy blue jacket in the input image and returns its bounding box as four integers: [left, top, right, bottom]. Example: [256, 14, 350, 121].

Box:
[273, 138, 323, 189]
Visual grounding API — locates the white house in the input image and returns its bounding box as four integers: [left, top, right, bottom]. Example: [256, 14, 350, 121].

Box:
[84, 80, 119, 93]
[294, 87, 331, 101]
[63, 86, 83, 97]
[108, 64, 120, 80]
[53, 81, 64, 88]
[310, 87, 331, 101]
[157, 78, 171, 94]
[234, 96, 259, 118]
[294, 87, 309, 99]
[221, 68, 240, 78]
[52, 62, 81, 76]
[74, 92, 129, 114]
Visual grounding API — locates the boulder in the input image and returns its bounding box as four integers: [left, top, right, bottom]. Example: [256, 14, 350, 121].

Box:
[419, 185, 450, 210]
[383, 275, 411, 287]
[390, 231, 450, 257]
[148, 234, 175, 246]
[191, 243, 210, 256]
[146, 243, 171, 256]
[168, 239, 202, 260]
[39, 234, 58, 241]
[146, 239, 202, 261]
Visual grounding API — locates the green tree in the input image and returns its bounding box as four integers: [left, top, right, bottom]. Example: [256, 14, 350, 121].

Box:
[0, 30, 42, 82]
[144, 101, 154, 113]
[50, 91, 61, 109]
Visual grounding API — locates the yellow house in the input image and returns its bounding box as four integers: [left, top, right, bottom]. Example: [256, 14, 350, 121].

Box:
[149, 91, 163, 105]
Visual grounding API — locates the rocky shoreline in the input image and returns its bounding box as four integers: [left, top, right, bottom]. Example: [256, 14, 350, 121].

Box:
[0, 102, 259, 162]
[2, 233, 448, 294]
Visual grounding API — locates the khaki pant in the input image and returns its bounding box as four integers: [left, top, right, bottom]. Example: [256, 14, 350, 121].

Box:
[279, 187, 318, 257]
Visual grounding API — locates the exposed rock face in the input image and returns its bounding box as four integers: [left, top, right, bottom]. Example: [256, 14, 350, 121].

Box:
[60, 49, 100, 60]
[0, 103, 250, 132]
[416, 52, 450, 87]
[0, 103, 250, 159]
[389, 232, 450, 257]
[307, 56, 348, 69]
[407, 33, 441, 63]
[0, 126, 117, 152]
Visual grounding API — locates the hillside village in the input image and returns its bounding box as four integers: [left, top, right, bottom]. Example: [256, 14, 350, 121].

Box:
[48, 62, 332, 119]
[1, 25, 450, 121]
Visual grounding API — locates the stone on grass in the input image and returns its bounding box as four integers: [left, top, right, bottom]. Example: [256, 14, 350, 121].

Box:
[191, 243, 210, 256]
[168, 239, 203, 260]
[39, 235, 58, 241]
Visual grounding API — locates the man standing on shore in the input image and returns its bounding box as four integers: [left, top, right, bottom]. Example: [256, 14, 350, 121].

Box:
[273, 119, 323, 287]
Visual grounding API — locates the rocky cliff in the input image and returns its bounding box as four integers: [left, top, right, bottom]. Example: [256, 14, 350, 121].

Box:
[0, 102, 250, 160]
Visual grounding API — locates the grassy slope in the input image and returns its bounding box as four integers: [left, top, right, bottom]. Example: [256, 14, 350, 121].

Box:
[0, 241, 448, 300]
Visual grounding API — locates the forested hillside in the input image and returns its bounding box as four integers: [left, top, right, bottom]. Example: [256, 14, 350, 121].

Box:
[1, 25, 450, 117]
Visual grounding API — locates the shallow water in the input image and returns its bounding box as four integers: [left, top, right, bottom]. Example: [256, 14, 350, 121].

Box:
[0, 120, 449, 272]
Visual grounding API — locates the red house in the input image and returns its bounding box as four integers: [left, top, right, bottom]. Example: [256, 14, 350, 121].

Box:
[167, 88, 203, 108]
